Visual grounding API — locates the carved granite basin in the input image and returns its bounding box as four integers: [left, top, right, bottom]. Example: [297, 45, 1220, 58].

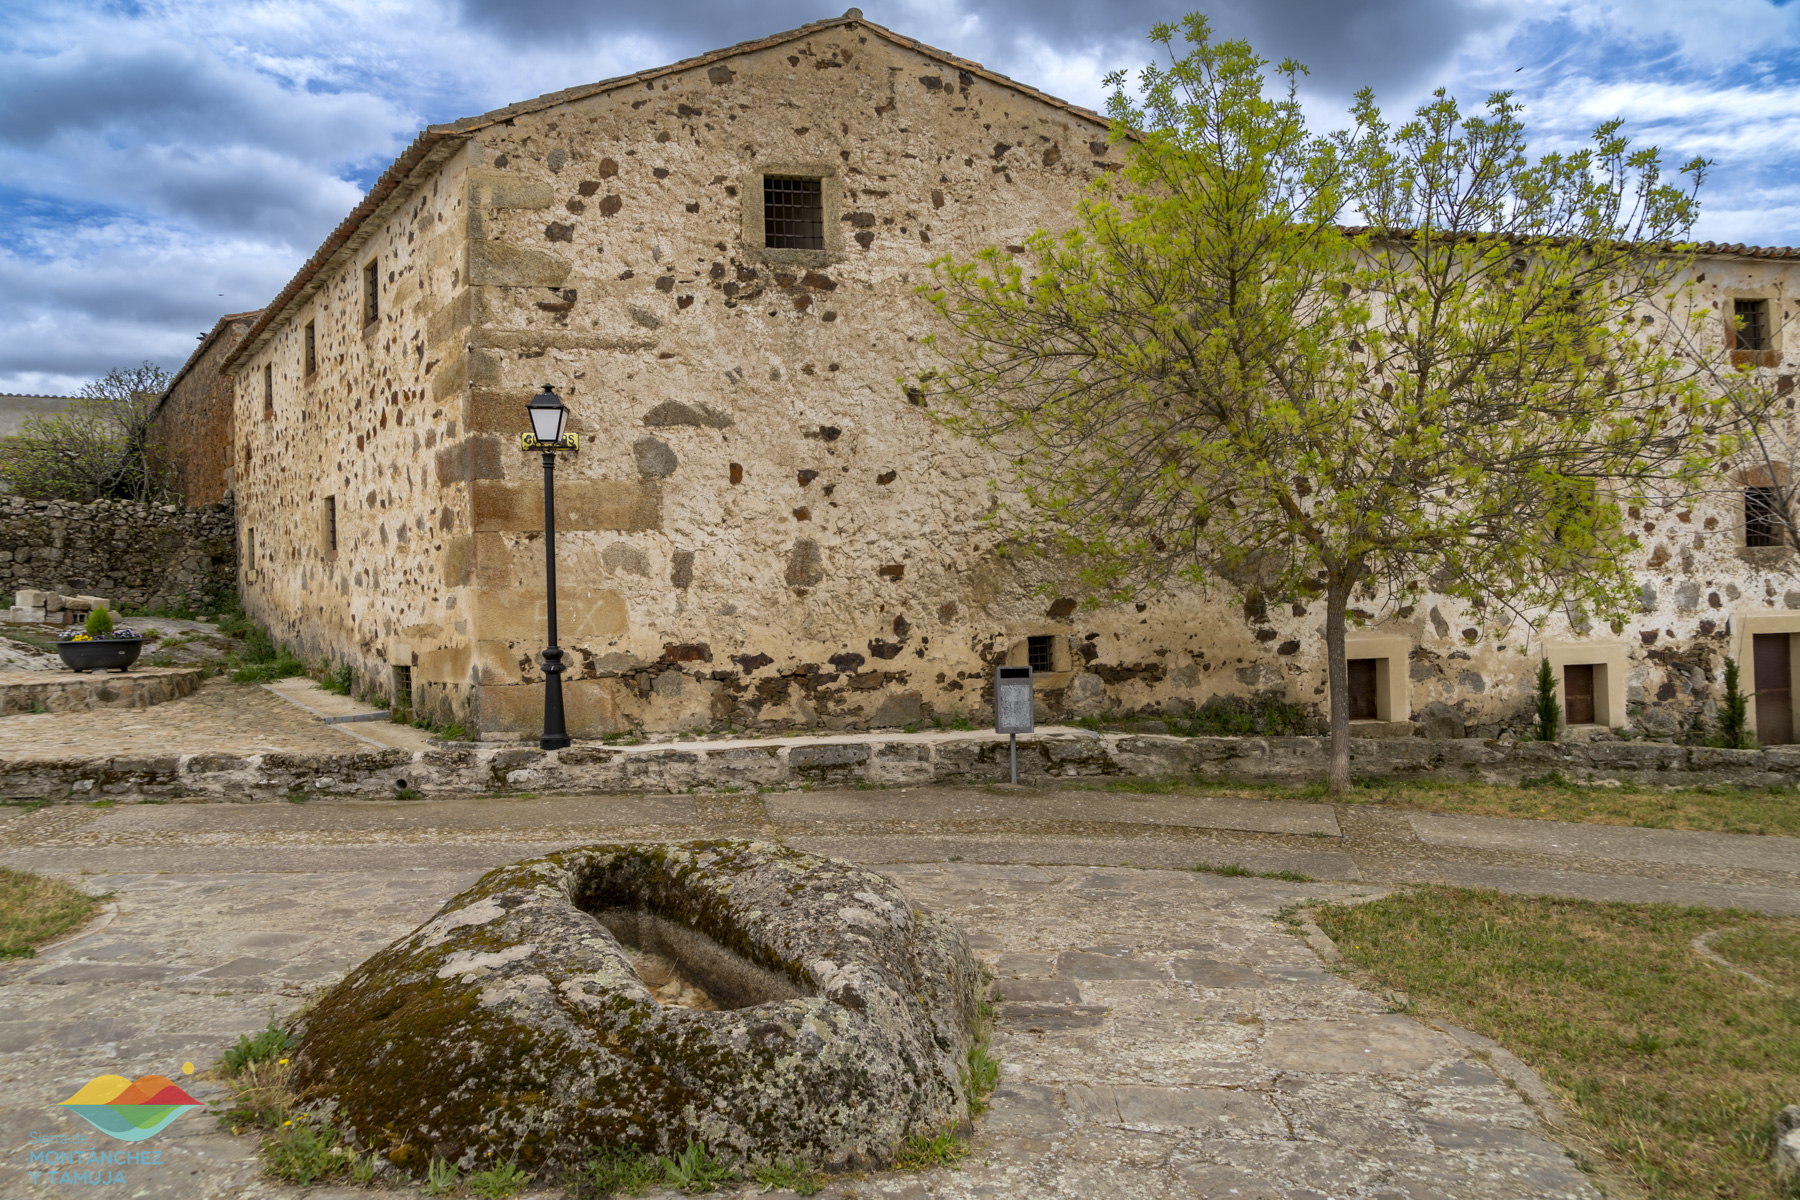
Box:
[291, 840, 981, 1173]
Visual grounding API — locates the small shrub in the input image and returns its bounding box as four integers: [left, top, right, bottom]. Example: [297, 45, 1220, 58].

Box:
[319, 663, 356, 695]
[425, 1156, 459, 1196]
[660, 1141, 737, 1193]
[892, 1129, 970, 1171]
[84, 606, 113, 637]
[222, 1023, 295, 1073]
[263, 1121, 347, 1186]
[752, 1158, 825, 1195]
[349, 1151, 377, 1184]
[1170, 695, 1313, 738]
[571, 1146, 661, 1196]
[1716, 656, 1753, 749]
[469, 1157, 530, 1198]
[1534, 659, 1561, 742]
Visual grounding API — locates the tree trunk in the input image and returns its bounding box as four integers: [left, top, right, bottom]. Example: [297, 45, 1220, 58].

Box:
[1324, 572, 1352, 794]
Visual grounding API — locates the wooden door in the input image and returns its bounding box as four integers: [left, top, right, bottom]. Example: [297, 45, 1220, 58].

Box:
[1755, 633, 1793, 745]
[1347, 659, 1378, 721]
[1564, 664, 1595, 726]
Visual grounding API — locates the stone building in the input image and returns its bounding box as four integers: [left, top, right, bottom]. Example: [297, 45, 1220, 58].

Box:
[152, 310, 260, 507]
[224, 10, 1800, 743]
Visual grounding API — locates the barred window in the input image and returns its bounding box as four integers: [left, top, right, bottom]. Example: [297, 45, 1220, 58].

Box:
[1746, 485, 1784, 547]
[764, 176, 823, 249]
[1735, 298, 1771, 351]
[303, 321, 317, 375]
[363, 260, 380, 325]
[1026, 635, 1055, 673]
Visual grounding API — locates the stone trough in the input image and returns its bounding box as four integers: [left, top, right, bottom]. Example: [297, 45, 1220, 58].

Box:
[292, 840, 982, 1174]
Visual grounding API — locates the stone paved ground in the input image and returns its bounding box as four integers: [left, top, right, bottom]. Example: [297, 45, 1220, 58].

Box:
[0, 677, 411, 759]
[2, 788, 1794, 1198]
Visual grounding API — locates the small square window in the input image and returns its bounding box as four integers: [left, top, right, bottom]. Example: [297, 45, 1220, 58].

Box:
[324, 495, 338, 554]
[363, 260, 380, 325]
[262, 363, 273, 415]
[1734, 298, 1771, 351]
[764, 176, 823, 249]
[304, 321, 317, 375]
[1746, 485, 1785, 547]
[1026, 635, 1056, 673]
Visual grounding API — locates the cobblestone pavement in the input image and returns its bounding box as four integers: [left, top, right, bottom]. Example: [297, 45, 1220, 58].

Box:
[0, 791, 1711, 1200]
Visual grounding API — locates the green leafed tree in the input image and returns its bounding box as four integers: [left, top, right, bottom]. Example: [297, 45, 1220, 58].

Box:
[911, 14, 1731, 791]
[0, 361, 175, 503]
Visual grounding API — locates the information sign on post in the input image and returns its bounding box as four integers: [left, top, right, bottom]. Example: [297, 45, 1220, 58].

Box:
[995, 666, 1034, 784]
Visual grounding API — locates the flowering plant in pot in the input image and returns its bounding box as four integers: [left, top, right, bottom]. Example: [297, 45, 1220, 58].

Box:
[56, 606, 143, 673]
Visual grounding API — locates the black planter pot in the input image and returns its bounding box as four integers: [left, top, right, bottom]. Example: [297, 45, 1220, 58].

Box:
[56, 639, 143, 673]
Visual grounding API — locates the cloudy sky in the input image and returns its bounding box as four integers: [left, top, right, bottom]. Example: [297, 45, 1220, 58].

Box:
[2, 0, 1796, 395]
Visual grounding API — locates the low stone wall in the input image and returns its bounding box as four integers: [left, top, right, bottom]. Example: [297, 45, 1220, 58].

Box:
[4, 727, 1800, 802]
[0, 495, 236, 614]
[0, 667, 203, 716]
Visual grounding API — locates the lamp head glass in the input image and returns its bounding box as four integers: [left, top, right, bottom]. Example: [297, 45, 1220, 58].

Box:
[527, 385, 568, 444]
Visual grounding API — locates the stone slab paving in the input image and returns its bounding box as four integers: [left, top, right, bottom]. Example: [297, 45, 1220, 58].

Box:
[770, 790, 1343, 836]
[0, 793, 1623, 1200]
[1409, 810, 1800, 874]
[0, 678, 364, 760]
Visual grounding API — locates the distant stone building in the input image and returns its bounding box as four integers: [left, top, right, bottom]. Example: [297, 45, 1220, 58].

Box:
[225, 11, 1800, 744]
[153, 310, 260, 506]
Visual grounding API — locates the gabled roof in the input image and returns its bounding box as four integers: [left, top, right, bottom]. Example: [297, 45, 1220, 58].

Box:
[159, 310, 261, 407]
[221, 9, 1113, 374]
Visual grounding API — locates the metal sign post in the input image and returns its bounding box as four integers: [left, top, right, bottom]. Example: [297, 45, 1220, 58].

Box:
[994, 666, 1035, 784]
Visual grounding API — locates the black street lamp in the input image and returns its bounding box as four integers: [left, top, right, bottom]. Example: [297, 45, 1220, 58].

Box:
[524, 384, 578, 750]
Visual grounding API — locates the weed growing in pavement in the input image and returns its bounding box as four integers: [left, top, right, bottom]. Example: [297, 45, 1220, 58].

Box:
[317, 663, 356, 695]
[891, 1129, 970, 1171]
[262, 1120, 348, 1186]
[568, 1146, 661, 1196]
[659, 1141, 737, 1193]
[964, 994, 1000, 1116]
[751, 1158, 825, 1194]
[425, 1156, 459, 1195]
[468, 1157, 530, 1197]
[1193, 862, 1315, 883]
[222, 1023, 295, 1073]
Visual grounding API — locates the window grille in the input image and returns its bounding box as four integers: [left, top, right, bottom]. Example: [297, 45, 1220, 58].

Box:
[304, 321, 316, 375]
[1735, 299, 1771, 351]
[764, 177, 824, 249]
[1746, 485, 1784, 548]
[1026, 635, 1055, 673]
[364, 260, 380, 325]
[325, 496, 338, 553]
[263, 363, 273, 414]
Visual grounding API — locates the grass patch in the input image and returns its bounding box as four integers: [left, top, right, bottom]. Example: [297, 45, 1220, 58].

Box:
[262, 1119, 349, 1186]
[891, 1129, 970, 1171]
[1313, 886, 1800, 1199]
[750, 1158, 825, 1195]
[1090, 773, 1800, 837]
[0, 867, 101, 958]
[965, 996, 1000, 1116]
[569, 1147, 662, 1196]
[1193, 861, 1315, 883]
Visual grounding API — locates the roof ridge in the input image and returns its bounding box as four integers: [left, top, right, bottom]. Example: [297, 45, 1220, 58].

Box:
[223, 11, 1115, 374]
[427, 10, 1108, 137]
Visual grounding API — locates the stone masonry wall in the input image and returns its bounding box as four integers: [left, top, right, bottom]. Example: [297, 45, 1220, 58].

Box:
[0, 494, 237, 614]
[153, 312, 257, 507]
[232, 13, 1800, 742]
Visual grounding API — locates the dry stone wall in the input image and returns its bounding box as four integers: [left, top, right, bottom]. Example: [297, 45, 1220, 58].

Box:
[0, 495, 236, 614]
[233, 13, 1800, 741]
